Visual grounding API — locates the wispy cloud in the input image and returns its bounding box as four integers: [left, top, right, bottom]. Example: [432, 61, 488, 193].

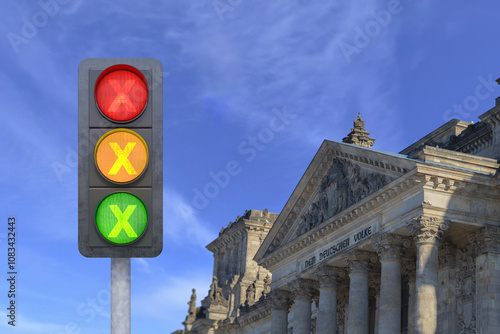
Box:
[133, 258, 152, 274]
[162, 1, 413, 150]
[163, 188, 217, 245]
[133, 272, 213, 330]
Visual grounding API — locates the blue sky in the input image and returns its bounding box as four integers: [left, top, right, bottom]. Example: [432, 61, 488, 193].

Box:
[0, 1, 499, 333]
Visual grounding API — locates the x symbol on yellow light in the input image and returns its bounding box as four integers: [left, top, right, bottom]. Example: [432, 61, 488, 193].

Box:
[108, 142, 137, 175]
[108, 205, 137, 238]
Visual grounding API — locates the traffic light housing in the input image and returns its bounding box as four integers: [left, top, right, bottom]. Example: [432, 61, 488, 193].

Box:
[78, 58, 163, 258]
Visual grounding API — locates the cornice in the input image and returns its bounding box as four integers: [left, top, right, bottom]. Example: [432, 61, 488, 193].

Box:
[207, 219, 273, 253]
[414, 163, 499, 197]
[421, 205, 499, 227]
[206, 225, 245, 253]
[234, 298, 272, 327]
[456, 131, 492, 156]
[330, 148, 411, 174]
[417, 146, 499, 175]
[478, 104, 500, 127]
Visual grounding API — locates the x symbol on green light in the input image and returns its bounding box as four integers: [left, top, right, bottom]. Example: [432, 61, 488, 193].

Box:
[108, 205, 137, 238]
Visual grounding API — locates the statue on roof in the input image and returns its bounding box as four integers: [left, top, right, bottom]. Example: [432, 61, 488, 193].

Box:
[353, 112, 365, 129]
[184, 288, 197, 327]
[187, 289, 196, 320]
[342, 113, 375, 148]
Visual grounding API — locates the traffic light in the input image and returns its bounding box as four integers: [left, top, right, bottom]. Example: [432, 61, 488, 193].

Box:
[78, 58, 163, 258]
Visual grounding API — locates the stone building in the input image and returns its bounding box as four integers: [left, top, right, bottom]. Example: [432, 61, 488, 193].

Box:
[177, 209, 279, 334]
[176, 98, 500, 333]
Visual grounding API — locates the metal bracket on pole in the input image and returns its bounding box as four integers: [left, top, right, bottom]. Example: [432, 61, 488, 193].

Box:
[111, 258, 131, 334]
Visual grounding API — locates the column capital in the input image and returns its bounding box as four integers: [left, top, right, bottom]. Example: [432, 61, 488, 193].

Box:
[343, 250, 376, 275]
[313, 265, 345, 289]
[407, 215, 449, 245]
[288, 278, 316, 300]
[469, 225, 500, 255]
[269, 289, 292, 311]
[372, 233, 411, 261]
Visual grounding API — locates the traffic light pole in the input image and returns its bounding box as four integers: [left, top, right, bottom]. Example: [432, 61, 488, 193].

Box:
[111, 258, 131, 334]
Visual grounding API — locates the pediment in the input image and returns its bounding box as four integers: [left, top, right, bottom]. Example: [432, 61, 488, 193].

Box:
[255, 140, 417, 262]
[293, 157, 390, 239]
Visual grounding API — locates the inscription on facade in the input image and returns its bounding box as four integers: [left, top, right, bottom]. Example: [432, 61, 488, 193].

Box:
[300, 224, 376, 272]
[318, 237, 350, 262]
[304, 256, 316, 269]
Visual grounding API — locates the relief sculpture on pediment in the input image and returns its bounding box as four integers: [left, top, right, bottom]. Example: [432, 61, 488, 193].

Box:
[296, 158, 389, 236]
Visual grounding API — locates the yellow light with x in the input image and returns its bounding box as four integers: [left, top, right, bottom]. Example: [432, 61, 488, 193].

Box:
[94, 129, 149, 184]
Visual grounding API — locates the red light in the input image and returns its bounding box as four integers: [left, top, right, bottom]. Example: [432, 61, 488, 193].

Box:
[95, 65, 148, 122]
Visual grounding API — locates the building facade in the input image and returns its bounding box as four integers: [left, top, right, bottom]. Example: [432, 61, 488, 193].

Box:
[176, 209, 279, 334]
[176, 100, 500, 333]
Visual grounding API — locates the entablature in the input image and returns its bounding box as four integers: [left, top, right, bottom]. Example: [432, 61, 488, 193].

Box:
[415, 162, 500, 198]
[234, 298, 272, 328]
[413, 146, 499, 175]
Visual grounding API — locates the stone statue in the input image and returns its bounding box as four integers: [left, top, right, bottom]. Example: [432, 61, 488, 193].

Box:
[342, 113, 375, 148]
[187, 289, 196, 321]
[209, 276, 228, 306]
[354, 112, 365, 129]
[263, 275, 271, 296]
[209, 277, 220, 302]
[246, 283, 256, 305]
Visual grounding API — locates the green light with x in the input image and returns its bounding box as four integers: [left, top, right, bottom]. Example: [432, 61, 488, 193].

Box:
[95, 192, 148, 244]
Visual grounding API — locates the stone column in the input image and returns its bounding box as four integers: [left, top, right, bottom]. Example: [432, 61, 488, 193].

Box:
[472, 226, 500, 334]
[270, 290, 291, 334]
[289, 279, 315, 334]
[314, 266, 344, 334]
[407, 215, 449, 334]
[402, 258, 416, 334]
[437, 242, 457, 334]
[343, 250, 376, 334]
[213, 251, 221, 278]
[239, 233, 248, 276]
[216, 251, 224, 284]
[337, 285, 349, 334]
[222, 249, 230, 285]
[229, 244, 238, 283]
[373, 234, 410, 334]
[368, 273, 381, 334]
[236, 241, 243, 276]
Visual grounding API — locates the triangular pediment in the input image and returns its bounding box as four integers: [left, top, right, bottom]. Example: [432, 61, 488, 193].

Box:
[293, 157, 391, 239]
[254, 140, 417, 263]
